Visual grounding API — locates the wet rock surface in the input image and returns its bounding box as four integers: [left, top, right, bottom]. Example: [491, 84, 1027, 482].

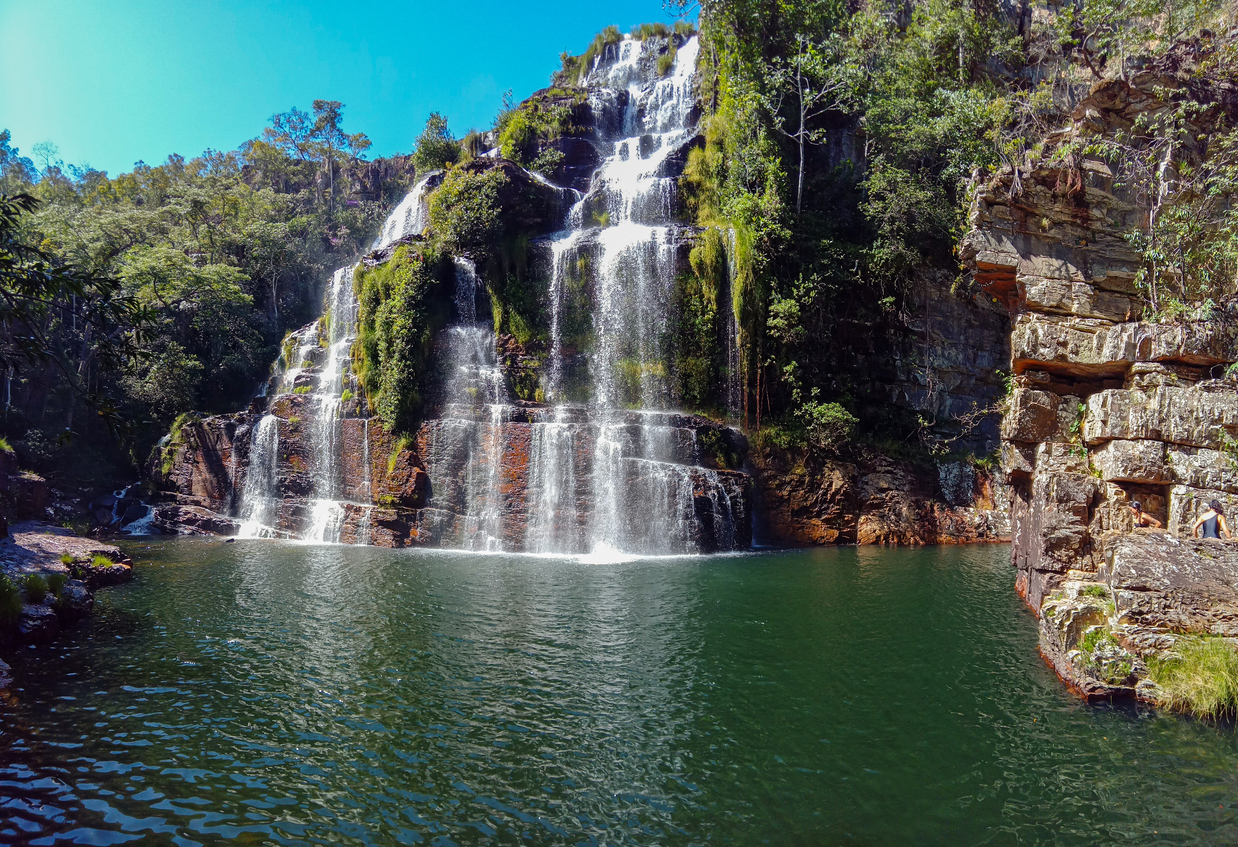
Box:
[152, 398, 754, 553]
[17, 604, 59, 643]
[0, 521, 131, 650]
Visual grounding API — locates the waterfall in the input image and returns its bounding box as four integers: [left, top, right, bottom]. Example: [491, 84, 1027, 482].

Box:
[279, 325, 319, 392]
[304, 266, 359, 542]
[540, 34, 735, 557]
[237, 167, 436, 543]
[421, 258, 510, 550]
[356, 418, 373, 546]
[374, 171, 439, 250]
[238, 414, 281, 537]
[227, 34, 747, 554]
[512, 34, 745, 556]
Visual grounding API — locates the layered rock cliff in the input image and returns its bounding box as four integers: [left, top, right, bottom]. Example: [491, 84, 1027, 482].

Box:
[963, 56, 1238, 701]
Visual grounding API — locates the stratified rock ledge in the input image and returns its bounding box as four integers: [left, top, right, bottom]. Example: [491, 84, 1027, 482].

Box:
[963, 58, 1238, 708]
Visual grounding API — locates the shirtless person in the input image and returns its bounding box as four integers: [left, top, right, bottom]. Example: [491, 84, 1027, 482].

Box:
[1192, 499, 1232, 540]
[1129, 500, 1163, 529]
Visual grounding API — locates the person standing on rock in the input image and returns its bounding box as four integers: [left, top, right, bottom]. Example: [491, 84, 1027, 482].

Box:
[1129, 501, 1163, 529]
[1191, 500, 1231, 540]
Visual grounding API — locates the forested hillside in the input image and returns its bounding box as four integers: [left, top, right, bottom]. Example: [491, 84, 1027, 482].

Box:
[0, 102, 415, 484]
[3, 0, 1236, 501]
[676, 0, 1238, 454]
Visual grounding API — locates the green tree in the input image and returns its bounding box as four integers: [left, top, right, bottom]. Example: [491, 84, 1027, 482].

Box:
[412, 113, 459, 173]
[0, 193, 153, 433]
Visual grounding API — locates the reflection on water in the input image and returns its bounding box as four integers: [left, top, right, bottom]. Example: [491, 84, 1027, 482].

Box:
[2, 541, 1238, 845]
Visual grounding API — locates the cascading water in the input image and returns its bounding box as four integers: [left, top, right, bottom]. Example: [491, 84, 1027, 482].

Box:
[374, 172, 439, 249]
[420, 258, 510, 550]
[234, 169, 440, 542]
[231, 33, 747, 554]
[306, 266, 358, 542]
[537, 34, 737, 557]
[238, 414, 281, 537]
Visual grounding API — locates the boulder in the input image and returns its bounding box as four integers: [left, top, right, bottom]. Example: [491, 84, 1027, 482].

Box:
[55, 579, 93, 624]
[1035, 441, 1089, 476]
[1019, 274, 1136, 321]
[1001, 389, 1068, 443]
[71, 557, 133, 589]
[1102, 534, 1238, 637]
[1039, 579, 1137, 699]
[1002, 441, 1036, 478]
[1166, 446, 1238, 493]
[119, 503, 149, 526]
[1010, 313, 1238, 377]
[151, 504, 240, 536]
[462, 158, 569, 236]
[11, 472, 47, 519]
[1083, 383, 1238, 449]
[18, 603, 59, 643]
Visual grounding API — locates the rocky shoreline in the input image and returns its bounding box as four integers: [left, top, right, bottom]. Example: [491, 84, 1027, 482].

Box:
[963, 60, 1238, 710]
[0, 522, 133, 687]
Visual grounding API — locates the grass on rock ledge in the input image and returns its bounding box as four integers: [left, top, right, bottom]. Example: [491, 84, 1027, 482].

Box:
[1149, 636, 1238, 719]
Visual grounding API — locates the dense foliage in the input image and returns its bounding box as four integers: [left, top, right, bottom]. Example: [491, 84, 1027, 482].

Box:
[0, 193, 153, 435]
[0, 105, 411, 483]
[495, 90, 584, 175]
[673, 0, 1235, 454]
[354, 244, 451, 433]
[5, 0, 1234, 490]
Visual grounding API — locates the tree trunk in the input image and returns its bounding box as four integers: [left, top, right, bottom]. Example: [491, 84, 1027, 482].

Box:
[796, 61, 805, 219]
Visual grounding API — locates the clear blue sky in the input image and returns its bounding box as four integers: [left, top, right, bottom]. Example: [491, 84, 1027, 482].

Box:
[0, 0, 682, 176]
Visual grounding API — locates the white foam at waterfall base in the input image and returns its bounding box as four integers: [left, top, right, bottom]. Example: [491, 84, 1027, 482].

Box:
[307, 499, 347, 544]
[121, 505, 157, 535]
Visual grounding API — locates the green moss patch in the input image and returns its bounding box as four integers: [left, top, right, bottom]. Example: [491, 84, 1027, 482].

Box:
[355, 246, 452, 434]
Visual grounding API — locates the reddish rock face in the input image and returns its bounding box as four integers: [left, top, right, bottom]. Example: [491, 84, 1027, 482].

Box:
[151, 396, 754, 554]
[752, 446, 1008, 547]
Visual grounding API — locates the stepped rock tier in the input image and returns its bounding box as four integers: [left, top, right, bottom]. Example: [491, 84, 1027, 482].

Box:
[152, 34, 752, 554]
[963, 63, 1238, 701]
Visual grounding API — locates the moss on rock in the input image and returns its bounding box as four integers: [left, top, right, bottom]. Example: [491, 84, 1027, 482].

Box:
[354, 244, 452, 434]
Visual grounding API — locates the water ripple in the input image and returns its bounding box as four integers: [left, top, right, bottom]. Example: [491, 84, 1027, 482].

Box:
[2, 541, 1238, 845]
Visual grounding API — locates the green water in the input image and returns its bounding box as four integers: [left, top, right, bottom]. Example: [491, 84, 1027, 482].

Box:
[2, 541, 1237, 845]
